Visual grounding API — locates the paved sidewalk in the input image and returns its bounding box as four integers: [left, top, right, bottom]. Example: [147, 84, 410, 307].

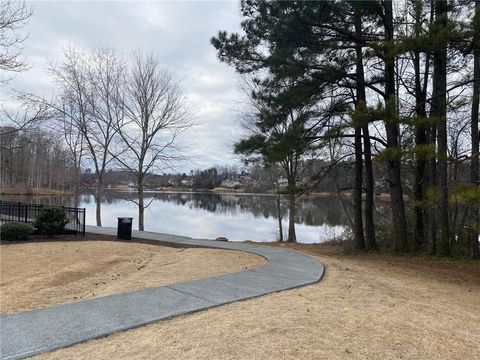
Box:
[0, 226, 324, 360]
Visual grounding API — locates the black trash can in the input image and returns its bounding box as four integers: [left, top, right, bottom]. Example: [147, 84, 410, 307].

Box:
[117, 217, 133, 240]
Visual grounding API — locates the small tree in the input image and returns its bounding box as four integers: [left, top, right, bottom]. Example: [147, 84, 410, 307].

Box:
[235, 79, 324, 243]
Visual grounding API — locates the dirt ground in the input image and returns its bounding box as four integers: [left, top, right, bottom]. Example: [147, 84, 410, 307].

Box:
[0, 236, 265, 314]
[32, 242, 480, 360]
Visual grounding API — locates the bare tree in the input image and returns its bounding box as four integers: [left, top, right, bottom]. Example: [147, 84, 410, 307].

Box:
[83, 46, 125, 224]
[0, 100, 50, 145]
[0, 0, 32, 79]
[34, 46, 124, 226]
[114, 53, 191, 231]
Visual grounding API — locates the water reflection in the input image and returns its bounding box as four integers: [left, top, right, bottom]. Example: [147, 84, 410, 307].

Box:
[4, 191, 354, 243]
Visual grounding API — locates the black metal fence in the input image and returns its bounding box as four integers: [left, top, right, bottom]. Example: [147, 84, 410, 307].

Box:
[0, 201, 86, 236]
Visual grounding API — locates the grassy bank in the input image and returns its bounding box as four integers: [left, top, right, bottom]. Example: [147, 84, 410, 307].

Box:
[0, 185, 71, 196]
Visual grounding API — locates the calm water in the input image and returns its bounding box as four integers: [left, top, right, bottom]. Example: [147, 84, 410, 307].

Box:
[4, 191, 354, 243]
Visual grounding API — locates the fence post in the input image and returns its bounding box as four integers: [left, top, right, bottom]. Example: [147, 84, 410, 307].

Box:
[18, 202, 21, 222]
[83, 208, 86, 236]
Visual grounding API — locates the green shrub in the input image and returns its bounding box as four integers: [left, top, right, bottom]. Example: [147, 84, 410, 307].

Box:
[0, 222, 34, 241]
[34, 207, 69, 237]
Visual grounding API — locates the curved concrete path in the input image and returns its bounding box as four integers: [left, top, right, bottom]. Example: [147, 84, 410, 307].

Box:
[0, 226, 324, 360]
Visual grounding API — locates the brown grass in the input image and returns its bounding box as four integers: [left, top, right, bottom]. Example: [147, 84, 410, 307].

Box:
[32, 242, 480, 360]
[0, 184, 70, 195]
[0, 238, 265, 315]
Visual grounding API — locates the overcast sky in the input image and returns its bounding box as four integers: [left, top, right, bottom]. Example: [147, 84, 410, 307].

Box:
[9, 0, 246, 173]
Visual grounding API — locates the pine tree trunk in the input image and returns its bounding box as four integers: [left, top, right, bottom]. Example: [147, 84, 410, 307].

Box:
[434, 0, 450, 256]
[276, 195, 284, 242]
[363, 125, 377, 249]
[353, 7, 366, 250]
[353, 126, 365, 249]
[287, 189, 296, 243]
[384, 0, 408, 251]
[412, 2, 429, 250]
[287, 176, 297, 242]
[427, 122, 437, 254]
[354, 6, 375, 250]
[470, 1, 480, 259]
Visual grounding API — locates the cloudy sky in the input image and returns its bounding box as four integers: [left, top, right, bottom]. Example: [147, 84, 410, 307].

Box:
[9, 0, 246, 173]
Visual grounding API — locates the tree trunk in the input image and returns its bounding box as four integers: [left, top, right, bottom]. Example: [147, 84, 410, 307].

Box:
[287, 178, 297, 243]
[384, 0, 408, 251]
[427, 122, 437, 254]
[95, 180, 102, 227]
[276, 194, 284, 242]
[363, 125, 377, 250]
[434, 0, 450, 256]
[354, 6, 375, 250]
[412, 1, 429, 250]
[470, 1, 480, 259]
[138, 177, 145, 231]
[427, 2, 439, 254]
[353, 126, 365, 250]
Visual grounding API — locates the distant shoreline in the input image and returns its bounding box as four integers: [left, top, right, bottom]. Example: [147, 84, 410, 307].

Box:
[1, 187, 72, 196]
[2, 185, 392, 200]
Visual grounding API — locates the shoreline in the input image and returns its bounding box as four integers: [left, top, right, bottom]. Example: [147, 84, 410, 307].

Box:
[1, 187, 73, 196]
[2, 186, 391, 200]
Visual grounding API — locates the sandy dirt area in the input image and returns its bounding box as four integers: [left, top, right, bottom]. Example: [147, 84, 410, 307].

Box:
[0, 239, 265, 315]
[33, 243, 480, 360]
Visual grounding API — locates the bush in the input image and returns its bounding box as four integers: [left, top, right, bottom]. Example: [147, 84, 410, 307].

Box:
[0, 222, 34, 241]
[34, 207, 69, 237]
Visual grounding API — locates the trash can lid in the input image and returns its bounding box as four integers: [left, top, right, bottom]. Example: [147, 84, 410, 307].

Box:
[118, 217, 133, 222]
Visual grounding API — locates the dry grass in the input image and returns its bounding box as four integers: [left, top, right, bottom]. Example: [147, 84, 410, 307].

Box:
[0, 185, 69, 195]
[32, 243, 480, 360]
[0, 239, 265, 315]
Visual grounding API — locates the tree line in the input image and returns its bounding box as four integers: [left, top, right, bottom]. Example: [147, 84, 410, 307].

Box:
[212, 0, 479, 258]
[1, 126, 72, 191]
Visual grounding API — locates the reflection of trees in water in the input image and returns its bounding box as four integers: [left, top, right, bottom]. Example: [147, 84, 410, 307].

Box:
[7, 191, 390, 229]
[148, 192, 350, 227]
[5, 192, 349, 227]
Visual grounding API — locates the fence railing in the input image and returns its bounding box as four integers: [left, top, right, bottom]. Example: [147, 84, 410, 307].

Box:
[0, 201, 86, 236]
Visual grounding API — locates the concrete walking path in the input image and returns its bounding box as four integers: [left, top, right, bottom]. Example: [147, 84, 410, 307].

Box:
[0, 226, 325, 360]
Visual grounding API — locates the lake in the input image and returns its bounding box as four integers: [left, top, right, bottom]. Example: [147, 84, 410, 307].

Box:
[4, 191, 355, 244]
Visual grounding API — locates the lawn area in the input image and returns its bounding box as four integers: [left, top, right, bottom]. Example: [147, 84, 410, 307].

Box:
[31, 242, 480, 360]
[0, 235, 265, 315]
